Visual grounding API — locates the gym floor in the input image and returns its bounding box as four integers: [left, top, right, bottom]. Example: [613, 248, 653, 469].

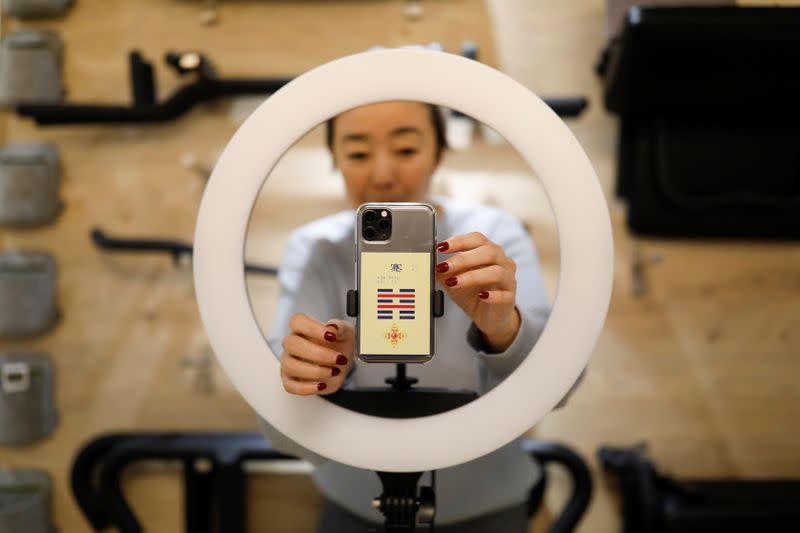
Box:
[1, 1, 798, 532]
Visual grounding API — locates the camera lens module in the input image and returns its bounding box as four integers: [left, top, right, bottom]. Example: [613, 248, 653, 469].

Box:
[364, 210, 377, 222]
[363, 227, 376, 240]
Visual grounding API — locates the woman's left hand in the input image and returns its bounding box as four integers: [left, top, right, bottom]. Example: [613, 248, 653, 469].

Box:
[435, 232, 521, 351]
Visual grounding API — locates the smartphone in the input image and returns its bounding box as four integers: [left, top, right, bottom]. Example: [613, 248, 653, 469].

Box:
[355, 202, 436, 363]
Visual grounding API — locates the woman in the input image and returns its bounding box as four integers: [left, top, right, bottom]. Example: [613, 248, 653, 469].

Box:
[260, 100, 561, 532]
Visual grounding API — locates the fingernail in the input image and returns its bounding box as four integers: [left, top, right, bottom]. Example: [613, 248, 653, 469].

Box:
[479, 291, 489, 299]
[436, 262, 449, 273]
[437, 241, 449, 252]
[336, 354, 348, 366]
[317, 382, 327, 391]
[326, 323, 339, 331]
[332, 367, 341, 377]
[324, 331, 337, 342]
[445, 277, 458, 287]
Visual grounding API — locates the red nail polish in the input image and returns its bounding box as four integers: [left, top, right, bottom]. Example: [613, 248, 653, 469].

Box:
[317, 382, 327, 391]
[445, 277, 457, 287]
[436, 262, 449, 273]
[479, 291, 489, 299]
[332, 367, 341, 377]
[437, 241, 449, 252]
[336, 354, 348, 366]
[324, 331, 337, 342]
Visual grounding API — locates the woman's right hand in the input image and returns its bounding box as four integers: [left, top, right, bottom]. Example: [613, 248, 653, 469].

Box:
[280, 314, 355, 396]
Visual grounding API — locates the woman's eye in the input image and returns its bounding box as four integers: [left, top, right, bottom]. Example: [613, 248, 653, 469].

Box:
[347, 152, 368, 161]
[397, 148, 418, 157]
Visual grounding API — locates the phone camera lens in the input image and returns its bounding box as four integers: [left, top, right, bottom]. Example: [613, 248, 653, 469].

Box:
[378, 219, 390, 231]
[364, 210, 377, 223]
[363, 227, 376, 240]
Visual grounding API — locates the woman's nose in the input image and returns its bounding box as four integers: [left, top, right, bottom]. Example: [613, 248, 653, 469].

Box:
[370, 151, 396, 188]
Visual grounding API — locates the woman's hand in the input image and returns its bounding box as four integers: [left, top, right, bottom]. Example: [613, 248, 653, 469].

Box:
[280, 314, 355, 396]
[435, 232, 521, 351]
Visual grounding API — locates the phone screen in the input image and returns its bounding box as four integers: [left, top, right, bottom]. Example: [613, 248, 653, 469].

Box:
[359, 251, 431, 356]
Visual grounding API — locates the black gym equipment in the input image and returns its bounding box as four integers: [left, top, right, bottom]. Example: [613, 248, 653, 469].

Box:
[17, 50, 292, 125]
[598, 6, 800, 239]
[18, 47, 587, 125]
[72, 432, 591, 533]
[599, 444, 800, 533]
[90, 228, 278, 276]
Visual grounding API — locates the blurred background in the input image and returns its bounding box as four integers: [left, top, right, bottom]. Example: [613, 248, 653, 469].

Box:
[0, 0, 798, 532]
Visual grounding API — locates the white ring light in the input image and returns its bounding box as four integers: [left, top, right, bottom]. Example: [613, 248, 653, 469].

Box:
[193, 49, 613, 472]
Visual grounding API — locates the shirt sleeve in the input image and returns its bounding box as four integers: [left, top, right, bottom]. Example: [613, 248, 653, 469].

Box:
[467, 215, 585, 406]
[469, 306, 549, 393]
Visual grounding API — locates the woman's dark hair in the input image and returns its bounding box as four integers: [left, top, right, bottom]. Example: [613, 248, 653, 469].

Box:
[325, 102, 448, 163]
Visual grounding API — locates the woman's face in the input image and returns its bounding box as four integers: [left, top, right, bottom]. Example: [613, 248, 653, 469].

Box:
[331, 101, 440, 207]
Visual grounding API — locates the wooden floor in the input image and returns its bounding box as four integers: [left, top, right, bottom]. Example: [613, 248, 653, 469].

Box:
[1, 1, 799, 532]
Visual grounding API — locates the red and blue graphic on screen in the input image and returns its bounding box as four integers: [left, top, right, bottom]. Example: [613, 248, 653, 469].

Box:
[377, 288, 415, 320]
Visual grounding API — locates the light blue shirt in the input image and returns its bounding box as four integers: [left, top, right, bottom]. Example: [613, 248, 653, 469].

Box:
[259, 196, 557, 525]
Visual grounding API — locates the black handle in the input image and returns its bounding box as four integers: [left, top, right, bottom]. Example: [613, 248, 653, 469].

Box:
[524, 440, 593, 533]
[130, 51, 156, 106]
[91, 228, 278, 276]
[544, 97, 589, 118]
[18, 75, 293, 125]
[71, 433, 131, 530]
